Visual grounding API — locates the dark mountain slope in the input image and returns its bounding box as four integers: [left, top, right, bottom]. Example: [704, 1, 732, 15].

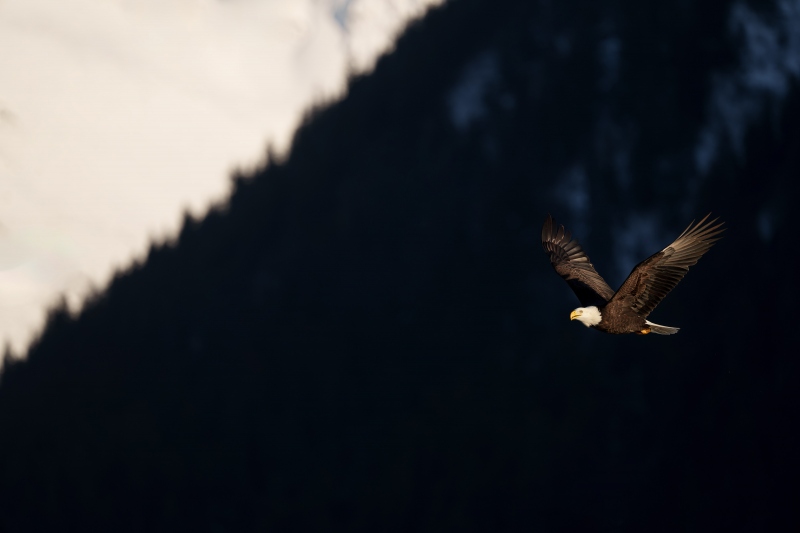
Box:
[2, 0, 799, 531]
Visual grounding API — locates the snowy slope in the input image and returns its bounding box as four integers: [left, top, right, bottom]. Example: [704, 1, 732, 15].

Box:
[0, 0, 443, 356]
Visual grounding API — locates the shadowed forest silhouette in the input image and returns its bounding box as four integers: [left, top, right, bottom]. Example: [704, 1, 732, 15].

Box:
[2, 0, 799, 530]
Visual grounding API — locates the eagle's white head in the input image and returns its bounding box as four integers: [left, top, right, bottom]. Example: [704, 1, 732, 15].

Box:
[570, 306, 602, 327]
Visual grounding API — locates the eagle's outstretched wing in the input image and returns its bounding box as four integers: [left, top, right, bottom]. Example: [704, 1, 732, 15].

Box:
[542, 214, 615, 306]
[613, 214, 724, 317]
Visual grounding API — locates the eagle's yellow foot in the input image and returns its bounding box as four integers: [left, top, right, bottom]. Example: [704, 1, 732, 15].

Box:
[637, 327, 651, 335]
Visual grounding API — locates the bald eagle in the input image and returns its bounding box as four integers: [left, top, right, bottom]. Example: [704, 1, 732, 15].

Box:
[542, 214, 724, 335]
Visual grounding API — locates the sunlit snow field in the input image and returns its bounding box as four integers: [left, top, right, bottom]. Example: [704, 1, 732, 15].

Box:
[0, 0, 442, 356]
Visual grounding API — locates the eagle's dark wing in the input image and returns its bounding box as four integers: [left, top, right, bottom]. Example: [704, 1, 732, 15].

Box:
[542, 214, 615, 306]
[613, 214, 724, 317]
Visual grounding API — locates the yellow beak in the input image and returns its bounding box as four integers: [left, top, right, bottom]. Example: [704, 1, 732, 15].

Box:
[570, 310, 581, 321]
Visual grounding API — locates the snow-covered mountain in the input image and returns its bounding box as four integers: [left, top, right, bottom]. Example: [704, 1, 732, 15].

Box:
[2, 0, 799, 529]
[0, 0, 443, 356]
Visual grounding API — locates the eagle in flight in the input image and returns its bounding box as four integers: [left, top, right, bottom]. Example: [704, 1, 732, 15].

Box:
[542, 214, 724, 335]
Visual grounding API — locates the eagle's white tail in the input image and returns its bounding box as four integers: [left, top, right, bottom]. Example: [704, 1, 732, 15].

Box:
[645, 320, 679, 335]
